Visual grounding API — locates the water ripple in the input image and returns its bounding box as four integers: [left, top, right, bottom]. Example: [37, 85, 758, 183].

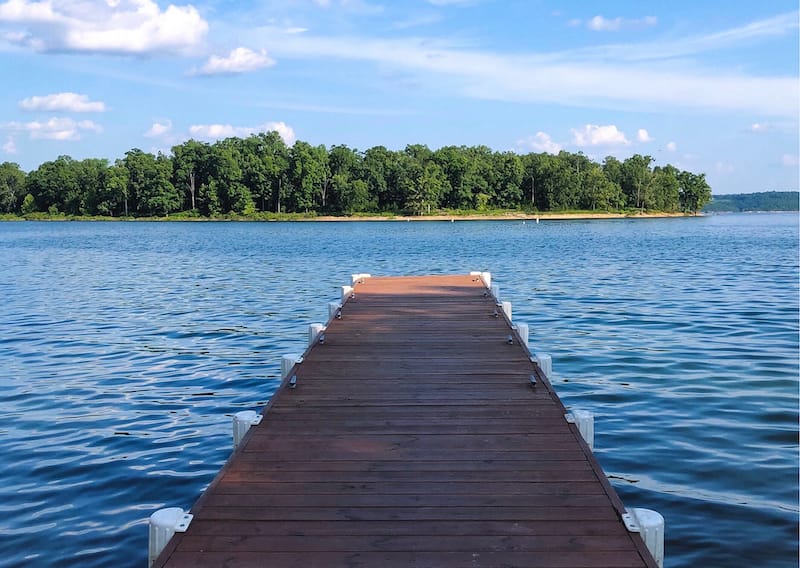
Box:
[0, 215, 796, 567]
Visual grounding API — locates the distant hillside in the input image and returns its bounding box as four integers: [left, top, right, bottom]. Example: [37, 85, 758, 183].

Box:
[703, 191, 799, 212]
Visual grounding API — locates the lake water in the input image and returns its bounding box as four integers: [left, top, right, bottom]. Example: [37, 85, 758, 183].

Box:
[0, 214, 797, 567]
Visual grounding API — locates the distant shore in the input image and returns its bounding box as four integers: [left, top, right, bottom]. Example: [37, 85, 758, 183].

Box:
[1, 211, 702, 222]
[302, 211, 697, 222]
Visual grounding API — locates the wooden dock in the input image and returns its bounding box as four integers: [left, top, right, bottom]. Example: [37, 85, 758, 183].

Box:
[152, 274, 659, 568]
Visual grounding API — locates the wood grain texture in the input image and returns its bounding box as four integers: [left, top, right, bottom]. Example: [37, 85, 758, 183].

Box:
[154, 274, 658, 568]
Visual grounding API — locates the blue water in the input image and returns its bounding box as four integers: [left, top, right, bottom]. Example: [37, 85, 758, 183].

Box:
[0, 214, 797, 567]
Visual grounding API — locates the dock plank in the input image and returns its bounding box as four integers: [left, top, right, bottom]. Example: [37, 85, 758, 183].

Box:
[153, 274, 658, 568]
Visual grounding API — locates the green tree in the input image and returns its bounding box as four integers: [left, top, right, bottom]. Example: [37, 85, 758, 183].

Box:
[337, 178, 373, 214]
[6, 137, 715, 218]
[362, 146, 395, 211]
[328, 144, 361, 213]
[123, 149, 180, 216]
[462, 146, 494, 208]
[288, 141, 329, 213]
[519, 153, 541, 210]
[581, 165, 623, 211]
[401, 158, 447, 215]
[650, 165, 681, 212]
[0, 162, 26, 213]
[550, 153, 583, 208]
[534, 153, 579, 210]
[678, 170, 712, 213]
[602, 156, 623, 186]
[77, 158, 112, 216]
[102, 162, 129, 216]
[25, 156, 80, 214]
[621, 154, 654, 211]
[419, 161, 447, 214]
[172, 139, 211, 212]
[20, 193, 36, 214]
[261, 132, 290, 213]
[434, 146, 472, 209]
[208, 141, 253, 214]
[492, 152, 523, 208]
[237, 132, 289, 213]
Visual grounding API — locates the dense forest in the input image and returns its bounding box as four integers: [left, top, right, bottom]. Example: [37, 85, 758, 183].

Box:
[703, 191, 798, 212]
[0, 131, 712, 218]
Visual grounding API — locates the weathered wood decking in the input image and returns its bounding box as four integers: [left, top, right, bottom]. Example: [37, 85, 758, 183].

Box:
[153, 274, 658, 568]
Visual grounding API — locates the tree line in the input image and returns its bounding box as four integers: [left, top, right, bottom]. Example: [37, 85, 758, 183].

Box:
[0, 131, 712, 218]
[703, 191, 798, 212]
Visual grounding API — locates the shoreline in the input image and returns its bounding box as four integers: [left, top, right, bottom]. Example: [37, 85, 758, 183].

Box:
[1, 211, 702, 222]
[301, 211, 697, 222]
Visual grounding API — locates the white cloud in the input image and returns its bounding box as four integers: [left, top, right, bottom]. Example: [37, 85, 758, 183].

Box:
[189, 121, 296, 145]
[517, 131, 562, 154]
[195, 47, 275, 75]
[2, 135, 16, 154]
[665, 141, 677, 152]
[256, 20, 799, 118]
[0, 0, 208, 55]
[586, 14, 657, 31]
[636, 128, 654, 142]
[781, 154, 799, 167]
[750, 122, 769, 132]
[144, 120, 172, 138]
[0, 0, 55, 22]
[571, 124, 629, 147]
[5, 117, 102, 140]
[19, 92, 106, 112]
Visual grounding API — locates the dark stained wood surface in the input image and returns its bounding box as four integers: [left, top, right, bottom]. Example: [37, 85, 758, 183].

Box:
[154, 274, 658, 568]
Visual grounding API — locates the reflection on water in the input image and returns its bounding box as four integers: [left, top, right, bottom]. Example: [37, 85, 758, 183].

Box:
[0, 214, 797, 567]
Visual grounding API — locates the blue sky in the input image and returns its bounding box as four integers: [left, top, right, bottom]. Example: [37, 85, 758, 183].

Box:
[0, 0, 797, 194]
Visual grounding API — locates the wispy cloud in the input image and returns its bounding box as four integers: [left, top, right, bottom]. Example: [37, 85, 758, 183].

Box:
[255, 20, 798, 118]
[0, 0, 208, 55]
[586, 15, 657, 32]
[686, 11, 798, 51]
[572, 11, 799, 62]
[20, 92, 106, 113]
[194, 47, 275, 76]
[250, 99, 413, 116]
[2, 135, 16, 154]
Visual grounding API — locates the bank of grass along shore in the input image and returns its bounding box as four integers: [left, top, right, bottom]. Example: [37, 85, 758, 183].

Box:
[0, 210, 700, 222]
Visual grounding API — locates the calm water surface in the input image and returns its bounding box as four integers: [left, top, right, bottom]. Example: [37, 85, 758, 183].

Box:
[0, 214, 797, 567]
